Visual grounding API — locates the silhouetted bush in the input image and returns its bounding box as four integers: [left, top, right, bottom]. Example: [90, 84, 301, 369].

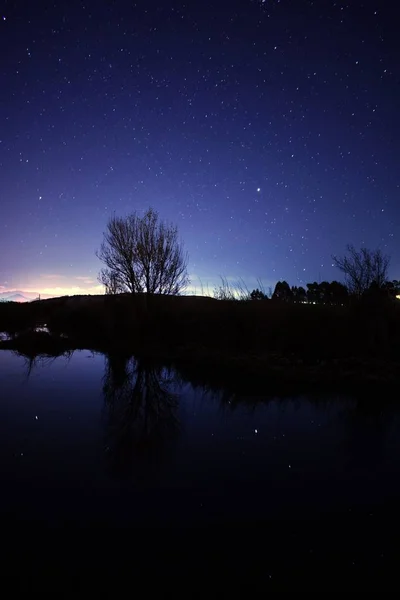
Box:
[250, 288, 268, 301]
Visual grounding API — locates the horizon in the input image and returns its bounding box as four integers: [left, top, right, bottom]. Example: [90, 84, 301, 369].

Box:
[0, 271, 349, 300]
[1, 271, 397, 302]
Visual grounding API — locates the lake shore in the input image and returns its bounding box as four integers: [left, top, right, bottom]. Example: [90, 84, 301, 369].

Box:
[0, 328, 398, 396]
[1, 293, 400, 394]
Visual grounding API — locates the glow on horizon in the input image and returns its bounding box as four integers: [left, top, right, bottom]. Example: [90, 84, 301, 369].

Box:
[29, 285, 105, 296]
[0, 284, 104, 298]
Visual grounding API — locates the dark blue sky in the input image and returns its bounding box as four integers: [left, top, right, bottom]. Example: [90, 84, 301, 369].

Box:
[1, 0, 398, 297]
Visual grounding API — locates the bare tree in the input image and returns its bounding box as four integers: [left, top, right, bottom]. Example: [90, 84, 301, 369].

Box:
[99, 269, 126, 295]
[96, 208, 189, 295]
[332, 245, 390, 296]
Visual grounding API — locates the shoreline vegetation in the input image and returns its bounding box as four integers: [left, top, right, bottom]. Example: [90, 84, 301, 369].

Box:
[1, 291, 400, 394]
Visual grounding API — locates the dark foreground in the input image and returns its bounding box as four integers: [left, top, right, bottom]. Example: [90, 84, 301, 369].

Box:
[7, 514, 399, 593]
[1, 348, 400, 591]
[1, 291, 400, 390]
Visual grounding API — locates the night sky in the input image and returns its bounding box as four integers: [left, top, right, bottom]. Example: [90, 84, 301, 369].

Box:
[1, 0, 398, 298]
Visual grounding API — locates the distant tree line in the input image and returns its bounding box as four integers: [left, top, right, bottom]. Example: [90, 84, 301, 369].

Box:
[271, 280, 349, 304]
[248, 280, 347, 304]
[250, 246, 399, 304]
[249, 278, 400, 304]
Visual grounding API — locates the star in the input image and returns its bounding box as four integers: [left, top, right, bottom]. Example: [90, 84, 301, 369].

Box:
[0, 0, 396, 298]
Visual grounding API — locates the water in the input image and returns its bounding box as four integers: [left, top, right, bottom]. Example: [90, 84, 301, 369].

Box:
[1, 349, 400, 586]
[1, 348, 399, 525]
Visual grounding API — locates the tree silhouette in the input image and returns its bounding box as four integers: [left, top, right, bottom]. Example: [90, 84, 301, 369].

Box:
[101, 270, 125, 295]
[306, 281, 348, 305]
[250, 288, 268, 300]
[96, 208, 189, 295]
[291, 286, 307, 303]
[329, 281, 349, 305]
[332, 245, 390, 296]
[272, 281, 293, 302]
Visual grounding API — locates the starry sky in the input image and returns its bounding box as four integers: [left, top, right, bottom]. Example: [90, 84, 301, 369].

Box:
[0, 0, 398, 298]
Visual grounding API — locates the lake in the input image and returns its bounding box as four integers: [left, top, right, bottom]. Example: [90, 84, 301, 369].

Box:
[1, 348, 399, 586]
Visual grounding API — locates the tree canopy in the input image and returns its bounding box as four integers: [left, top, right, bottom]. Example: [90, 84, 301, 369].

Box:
[270, 280, 349, 305]
[332, 245, 390, 296]
[96, 208, 189, 295]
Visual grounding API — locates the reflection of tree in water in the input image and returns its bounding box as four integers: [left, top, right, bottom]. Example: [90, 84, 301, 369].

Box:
[103, 354, 180, 477]
[13, 349, 74, 379]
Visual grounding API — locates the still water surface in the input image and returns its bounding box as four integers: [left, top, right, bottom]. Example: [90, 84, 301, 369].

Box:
[1, 349, 400, 529]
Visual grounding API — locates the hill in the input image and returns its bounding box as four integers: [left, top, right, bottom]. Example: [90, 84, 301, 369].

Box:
[0, 292, 31, 303]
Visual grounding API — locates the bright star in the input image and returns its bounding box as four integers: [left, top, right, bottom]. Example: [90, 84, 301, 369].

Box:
[257, 187, 261, 192]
